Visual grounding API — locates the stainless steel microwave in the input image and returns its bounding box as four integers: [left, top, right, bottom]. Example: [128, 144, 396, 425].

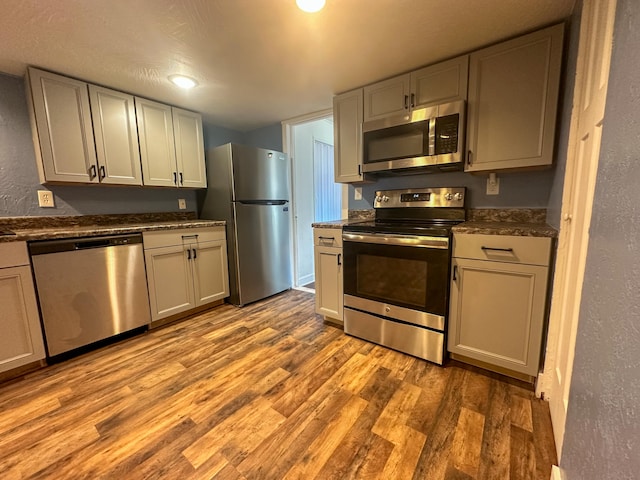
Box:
[362, 100, 465, 174]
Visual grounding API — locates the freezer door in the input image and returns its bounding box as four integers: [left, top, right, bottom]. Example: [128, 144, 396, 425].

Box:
[233, 202, 292, 305]
[231, 144, 289, 201]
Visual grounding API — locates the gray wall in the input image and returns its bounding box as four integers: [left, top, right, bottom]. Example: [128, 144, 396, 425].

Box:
[561, 0, 640, 477]
[349, 169, 555, 209]
[0, 71, 282, 218]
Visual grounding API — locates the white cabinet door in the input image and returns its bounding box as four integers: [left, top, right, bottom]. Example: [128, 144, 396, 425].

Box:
[27, 67, 98, 183]
[333, 89, 364, 183]
[0, 265, 46, 373]
[89, 85, 143, 185]
[448, 257, 549, 376]
[363, 74, 411, 122]
[135, 98, 178, 187]
[192, 239, 230, 306]
[466, 24, 564, 172]
[411, 55, 469, 109]
[144, 245, 195, 321]
[172, 107, 207, 188]
[314, 245, 343, 323]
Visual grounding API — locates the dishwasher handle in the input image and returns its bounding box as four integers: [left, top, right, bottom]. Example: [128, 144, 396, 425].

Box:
[29, 234, 143, 255]
[74, 238, 112, 250]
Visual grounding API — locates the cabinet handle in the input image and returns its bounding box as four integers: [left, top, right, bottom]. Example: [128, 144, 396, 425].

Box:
[337, 253, 341, 265]
[467, 150, 473, 166]
[452, 265, 458, 281]
[99, 165, 106, 179]
[318, 236, 335, 241]
[179, 172, 184, 185]
[181, 234, 199, 239]
[410, 93, 415, 108]
[89, 165, 97, 179]
[481, 246, 514, 252]
[358, 164, 362, 176]
[192, 248, 197, 259]
[187, 248, 191, 260]
[404, 95, 409, 110]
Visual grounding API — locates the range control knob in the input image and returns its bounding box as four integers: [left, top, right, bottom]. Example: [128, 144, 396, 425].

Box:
[454, 192, 463, 201]
[444, 193, 453, 201]
[375, 195, 382, 203]
[382, 195, 390, 203]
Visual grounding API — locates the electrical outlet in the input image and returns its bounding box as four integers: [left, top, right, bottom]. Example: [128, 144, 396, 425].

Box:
[354, 187, 362, 200]
[486, 175, 500, 195]
[38, 190, 55, 208]
[178, 198, 187, 210]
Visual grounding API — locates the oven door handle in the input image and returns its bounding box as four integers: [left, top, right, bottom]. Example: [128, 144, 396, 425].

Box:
[342, 232, 449, 249]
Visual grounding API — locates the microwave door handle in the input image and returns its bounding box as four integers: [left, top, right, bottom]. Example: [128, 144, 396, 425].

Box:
[428, 117, 436, 156]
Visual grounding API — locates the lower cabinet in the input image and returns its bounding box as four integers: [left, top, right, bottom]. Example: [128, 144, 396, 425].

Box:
[448, 234, 552, 379]
[0, 242, 46, 373]
[143, 227, 229, 324]
[313, 228, 343, 325]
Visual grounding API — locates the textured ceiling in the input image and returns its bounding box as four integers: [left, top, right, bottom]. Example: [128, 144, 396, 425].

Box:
[0, 0, 575, 131]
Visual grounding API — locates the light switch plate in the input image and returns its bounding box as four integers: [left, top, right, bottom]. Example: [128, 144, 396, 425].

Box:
[38, 190, 55, 207]
[178, 198, 187, 210]
[354, 187, 362, 200]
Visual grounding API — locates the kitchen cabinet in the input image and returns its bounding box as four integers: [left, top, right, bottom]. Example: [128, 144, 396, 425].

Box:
[26, 67, 98, 184]
[88, 85, 143, 185]
[136, 99, 207, 188]
[465, 23, 564, 172]
[143, 227, 229, 323]
[0, 242, 46, 373]
[448, 234, 552, 379]
[313, 228, 343, 325]
[362, 55, 469, 122]
[333, 89, 365, 183]
[172, 107, 207, 188]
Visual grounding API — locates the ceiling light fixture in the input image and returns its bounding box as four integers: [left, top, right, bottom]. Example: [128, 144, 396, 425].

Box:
[296, 0, 325, 13]
[168, 74, 198, 89]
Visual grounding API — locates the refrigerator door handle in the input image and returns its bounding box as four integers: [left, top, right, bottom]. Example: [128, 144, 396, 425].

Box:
[238, 200, 288, 206]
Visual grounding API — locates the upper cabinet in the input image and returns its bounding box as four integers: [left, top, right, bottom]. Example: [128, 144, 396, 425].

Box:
[26, 67, 207, 188]
[363, 55, 469, 123]
[88, 85, 143, 185]
[333, 88, 365, 183]
[172, 107, 207, 188]
[465, 24, 564, 172]
[27, 68, 98, 184]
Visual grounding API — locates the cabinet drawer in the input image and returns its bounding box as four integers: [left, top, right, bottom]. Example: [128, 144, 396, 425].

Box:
[453, 233, 551, 266]
[143, 227, 226, 249]
[0, 242, 30, 268]
[314, 228, 343, 248]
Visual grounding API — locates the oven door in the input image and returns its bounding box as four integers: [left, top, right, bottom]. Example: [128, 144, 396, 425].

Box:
[342, 232, 450, 331]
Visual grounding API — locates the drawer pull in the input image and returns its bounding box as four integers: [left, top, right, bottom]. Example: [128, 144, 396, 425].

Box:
[481, 246, 514, 252]
[318, 236, 335, 241]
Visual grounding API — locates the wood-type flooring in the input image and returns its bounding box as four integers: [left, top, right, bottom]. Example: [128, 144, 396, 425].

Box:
[0, 289, 556, 479]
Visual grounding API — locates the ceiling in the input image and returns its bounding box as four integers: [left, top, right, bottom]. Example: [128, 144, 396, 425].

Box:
[0, 0, 575, 131]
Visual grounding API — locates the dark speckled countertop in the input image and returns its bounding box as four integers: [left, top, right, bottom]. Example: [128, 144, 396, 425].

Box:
[0, 212, 225, 243]
[312, 208, 557, 238]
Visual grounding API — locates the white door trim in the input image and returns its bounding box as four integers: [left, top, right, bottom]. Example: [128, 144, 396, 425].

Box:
[537, 0, 617, 462]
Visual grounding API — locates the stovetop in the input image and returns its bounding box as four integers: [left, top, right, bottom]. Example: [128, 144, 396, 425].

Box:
[344, 220, 457, 238]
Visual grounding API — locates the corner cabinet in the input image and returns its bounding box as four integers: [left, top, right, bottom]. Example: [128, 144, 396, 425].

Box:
[143, 227, 229, 324]
[448, 234, 552, 379]
[333, 89, 365, 183]
[465, 24, 564, 172]
[313, 228, 343, 325]
[0, 242, 46, 373]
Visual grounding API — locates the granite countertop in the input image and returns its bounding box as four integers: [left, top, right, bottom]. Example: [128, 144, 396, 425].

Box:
[453, 208, 557, 238]
[311, 219, 369, 229]
[0, 213, 226, 243]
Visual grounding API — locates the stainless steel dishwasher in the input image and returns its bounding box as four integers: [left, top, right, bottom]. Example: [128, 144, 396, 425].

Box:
[30, 233, 151, 357]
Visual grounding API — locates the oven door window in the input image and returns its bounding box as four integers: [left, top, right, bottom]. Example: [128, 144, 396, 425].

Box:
[343, 241, 449, 316]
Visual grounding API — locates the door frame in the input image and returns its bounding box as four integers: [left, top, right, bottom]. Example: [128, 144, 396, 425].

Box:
[536, 0, 617, 463]
[281, 109, 347, 289]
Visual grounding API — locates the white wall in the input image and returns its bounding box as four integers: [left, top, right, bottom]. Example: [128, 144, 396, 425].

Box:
[292, 118, 334, 286]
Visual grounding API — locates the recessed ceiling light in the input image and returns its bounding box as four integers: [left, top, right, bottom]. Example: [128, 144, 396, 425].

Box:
[296, 0, 325, 13]
[168, 74, 198, 89]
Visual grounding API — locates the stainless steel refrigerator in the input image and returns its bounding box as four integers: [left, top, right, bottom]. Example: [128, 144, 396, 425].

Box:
[200, 143, 292, 306]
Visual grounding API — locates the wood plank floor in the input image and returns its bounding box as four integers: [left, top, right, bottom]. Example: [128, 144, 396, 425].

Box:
[0, 289, 556, 479]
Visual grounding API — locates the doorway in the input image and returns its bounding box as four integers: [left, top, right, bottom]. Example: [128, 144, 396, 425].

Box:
[282, 110, 347, 290]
